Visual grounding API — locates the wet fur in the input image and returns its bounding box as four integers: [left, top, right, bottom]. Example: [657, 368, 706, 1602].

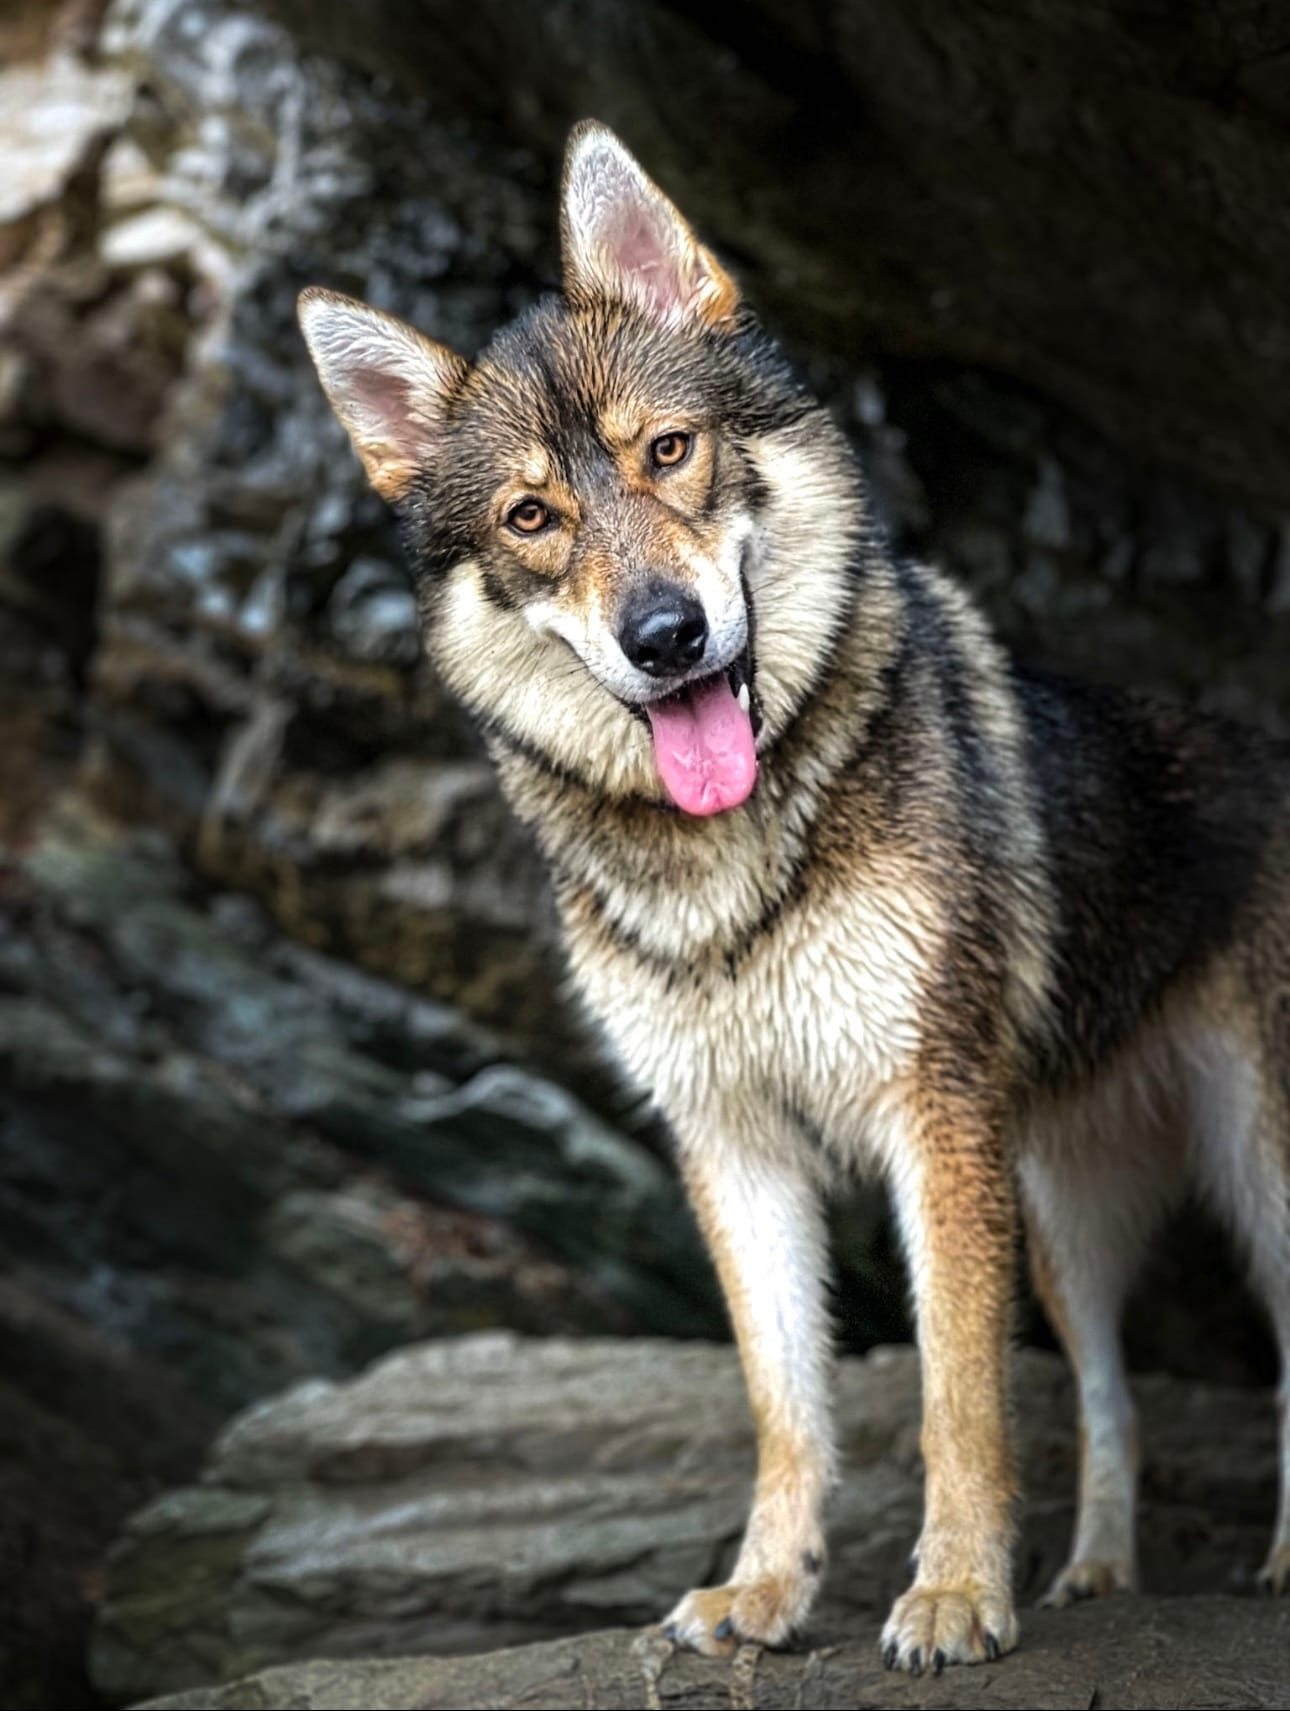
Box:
[299, 123, 1290, 1670]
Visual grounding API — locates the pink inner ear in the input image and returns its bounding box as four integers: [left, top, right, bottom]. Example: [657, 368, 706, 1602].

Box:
[349, 365, 415, 436]
[612, 209, 687, 315]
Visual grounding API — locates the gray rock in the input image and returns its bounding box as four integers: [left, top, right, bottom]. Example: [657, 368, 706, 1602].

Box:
[0, 808, 723, 1704]
[1023, 461, 1071, 555]
[93, 1333, 1284, 1706]
[10, 809, 713, 1348]
[327, 559, 420, 666]
[133, 1601, 1290, 1711]
[0, 49, 129, 227]
[19, 812, 713, 1331]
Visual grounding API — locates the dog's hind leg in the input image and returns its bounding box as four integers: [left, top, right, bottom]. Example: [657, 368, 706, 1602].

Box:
[1019, 1078, 1181, 1608]
[1251, 1217, 1290, 1595]
[1181, 1001, 1290, 1594]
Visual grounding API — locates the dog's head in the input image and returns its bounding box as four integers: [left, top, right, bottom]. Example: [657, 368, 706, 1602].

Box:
[299, 123, 857, 816]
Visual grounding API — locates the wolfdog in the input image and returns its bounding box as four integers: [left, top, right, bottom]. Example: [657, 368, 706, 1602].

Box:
[299, 121, 1290, 1671]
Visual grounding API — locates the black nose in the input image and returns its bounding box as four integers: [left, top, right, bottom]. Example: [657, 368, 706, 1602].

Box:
[618, 583, 708, 678]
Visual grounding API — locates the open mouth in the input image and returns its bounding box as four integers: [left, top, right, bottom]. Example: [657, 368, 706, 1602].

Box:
[642, 642, 761, 817]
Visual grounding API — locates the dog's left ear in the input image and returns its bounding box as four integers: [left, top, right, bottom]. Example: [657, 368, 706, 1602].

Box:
[561, 122, 739, 331]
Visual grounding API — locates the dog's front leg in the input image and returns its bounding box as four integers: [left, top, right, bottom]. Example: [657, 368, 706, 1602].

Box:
[663, 1126, 834, 1656]
[882, 1092, 1019, 1673]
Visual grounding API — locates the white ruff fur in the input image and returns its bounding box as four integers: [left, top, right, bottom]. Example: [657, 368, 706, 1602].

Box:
[576, 875, 931, 1150]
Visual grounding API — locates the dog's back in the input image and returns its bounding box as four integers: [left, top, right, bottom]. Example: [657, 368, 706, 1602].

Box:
[1017, 668, 1290, 1091]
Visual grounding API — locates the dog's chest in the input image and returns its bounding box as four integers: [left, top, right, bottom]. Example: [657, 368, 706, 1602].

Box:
[569, 869, 936, 1150]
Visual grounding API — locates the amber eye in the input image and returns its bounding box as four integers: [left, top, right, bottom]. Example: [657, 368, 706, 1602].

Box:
[650, 431, 692, 469]
[506, 498, 550, 535]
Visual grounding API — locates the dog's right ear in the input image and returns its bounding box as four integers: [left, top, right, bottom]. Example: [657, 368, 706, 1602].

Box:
[297, 288, 467, 500]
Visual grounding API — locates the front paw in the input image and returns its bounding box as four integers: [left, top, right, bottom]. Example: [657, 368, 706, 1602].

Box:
[1039, 1555, 1135, 1608]
[663, 1567, 818, 1656]
[881, 1582, 1018, 1674]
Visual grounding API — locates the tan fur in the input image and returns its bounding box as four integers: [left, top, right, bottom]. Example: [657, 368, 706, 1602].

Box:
[879, 1081, 1018, 1667]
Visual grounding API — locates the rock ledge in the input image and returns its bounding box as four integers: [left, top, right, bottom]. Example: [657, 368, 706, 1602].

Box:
[140, 1599, 1290, 1710]
[94, 1334, 1285, 1706]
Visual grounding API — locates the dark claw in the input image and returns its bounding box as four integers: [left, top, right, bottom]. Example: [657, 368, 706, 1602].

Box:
[909, 1647, 923, 1677]
[932, 1648, 946, 1677]
[663, 1622, 678, 1643]
[802, 1550, 823, 1575]
[883, 1642, 898, 1671]
[714, 1617, 735, 1641]
[907, 1549, 920, 1579]
[984, 1631, 1001, 1661]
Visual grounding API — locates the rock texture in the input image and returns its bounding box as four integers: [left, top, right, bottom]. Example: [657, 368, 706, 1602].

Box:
[84, 0, 569, 1051]
[2, 806, 716, 1368]
[92, 1335, 1284, 1706]
[269, 0, 1290, 519]
[132, 1601, 1290, 1711]
[0, 811, 717, 1705]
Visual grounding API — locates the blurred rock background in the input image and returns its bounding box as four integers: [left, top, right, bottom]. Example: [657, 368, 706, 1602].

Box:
[3, 0, 1289, 1703]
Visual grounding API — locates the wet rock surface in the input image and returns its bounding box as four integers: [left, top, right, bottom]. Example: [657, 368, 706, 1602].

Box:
[95, 1334, 1286, 1706]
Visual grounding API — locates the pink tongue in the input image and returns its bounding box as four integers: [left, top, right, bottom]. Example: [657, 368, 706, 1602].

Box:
[645, 674, 758, 816]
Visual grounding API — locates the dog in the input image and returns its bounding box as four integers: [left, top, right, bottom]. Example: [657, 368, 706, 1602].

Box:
[298, 120, 1290, 1672]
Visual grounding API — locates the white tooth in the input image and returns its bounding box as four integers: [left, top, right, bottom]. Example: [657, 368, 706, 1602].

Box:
[736, 683, 750, 713]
